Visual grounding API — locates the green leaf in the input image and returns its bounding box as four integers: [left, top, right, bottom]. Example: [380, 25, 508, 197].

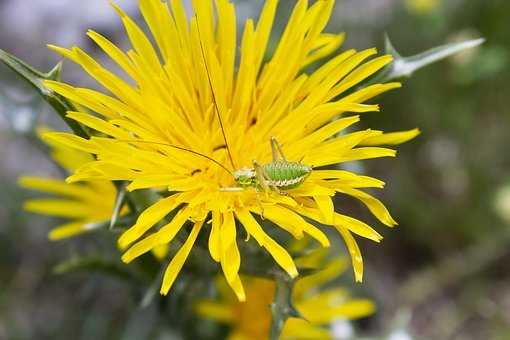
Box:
[0, 48, 88, 138]
[375, 35, 485, 83]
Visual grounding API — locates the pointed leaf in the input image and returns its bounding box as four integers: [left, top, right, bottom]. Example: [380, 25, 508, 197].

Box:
[0, 48, 88, 137]
[46, 61, 64, 81]
[378, 35, 485, 82]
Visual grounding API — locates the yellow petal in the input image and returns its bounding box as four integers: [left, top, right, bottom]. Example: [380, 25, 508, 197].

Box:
[118, 194, 181, 249]
[303, 33, 345, 67]
[311, 170, 385, 189]
[313, 195, 334, 225]
[127, 175, 177, 191]
[66, 111, 130, 139]
[121, 233, 160, 263]
[332, 55, 393, 98]
[299, 49, 356, 97]
[18, 176, 95, 200]
[300, 295, 376, 323]
[86, 29, 137, 79]
[340, 82, 402, 104]
[24, 199, 93, 218]
[111, 2, 161, 75]
[208, 211, 221, 262]
[139, 0, 174, 62]
[337, 227, 363, 282]
[286, 115, 360, 159]
[337, 147, 397, 163]
[220, 212, 240, 284]
[360, 128, 421, 146]
[194, 300, 235, 323]
[225, 274, 246, 302]
[122, 206, 193, 263]
[43, 81, 118, 119]
[42, 132, 97, 154]
[293, 247, 328, 268]
[49, 221, 102, 241]
[151, 244, 169, 260]
[281, 317, 330, 340]
[334, 213, 383, 242]
[289, 183, 336, 197]
[253, 0, 278, 72]
[160, 220, 203, 295]
[310, 147, 396, 167]
[252, 205, 304, 239]
[293, 257, 349, 300]
[262, 204, 330, 247]
[336, 186, 397, 227]
[236, 209, 298, 278]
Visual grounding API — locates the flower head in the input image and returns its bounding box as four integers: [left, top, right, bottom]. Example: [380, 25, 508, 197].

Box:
[195, 253, 375, 339]
[43, 0, 418, 300]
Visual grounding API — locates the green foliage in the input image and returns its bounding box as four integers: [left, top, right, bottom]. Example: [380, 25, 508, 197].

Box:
[0, 48, 87, 137]
[53, 255, 137, 282]
[374, 35, 485, 83]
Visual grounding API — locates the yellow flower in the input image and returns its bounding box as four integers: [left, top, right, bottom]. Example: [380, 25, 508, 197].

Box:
[196, 254, 375, 340]
[42, 0, 419, 300]
[18, 130, 123, 241]
[19, 130, 171, 259]
[405, 0, 441, 14]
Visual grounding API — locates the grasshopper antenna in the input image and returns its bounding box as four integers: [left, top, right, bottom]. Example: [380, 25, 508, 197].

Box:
[114, 139, 233, 176]
[194, 14, 236, 171]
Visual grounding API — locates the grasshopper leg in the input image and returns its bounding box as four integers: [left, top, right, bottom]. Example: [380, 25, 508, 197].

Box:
[253, 159, 289, 197]
[253, 160, 271, 218]
[220, 186, 244, 192]
[255, 191, 265, 220]
[270, 136, 287, 162]
[253, 160, 270, 193]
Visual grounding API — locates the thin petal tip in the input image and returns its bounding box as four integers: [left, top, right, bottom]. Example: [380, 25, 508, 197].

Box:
[120, 252, 133, 264]
[117, 236, 131, 250]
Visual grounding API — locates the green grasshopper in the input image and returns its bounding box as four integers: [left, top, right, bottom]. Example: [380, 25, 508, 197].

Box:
[117, 17, 312, 194]
[120, 136, 312, 195]
[221, 137, 312, 194]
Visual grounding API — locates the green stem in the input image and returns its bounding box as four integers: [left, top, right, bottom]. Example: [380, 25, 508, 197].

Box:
[269, 272, 299, 340]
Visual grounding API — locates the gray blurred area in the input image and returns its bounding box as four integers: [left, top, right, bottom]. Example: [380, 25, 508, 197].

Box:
[1, 0, 510, 339]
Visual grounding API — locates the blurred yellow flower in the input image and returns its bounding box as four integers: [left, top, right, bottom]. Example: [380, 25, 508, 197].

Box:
[18, 130, 125, 241]
[43, 0, 419, 300]
[196, 254, 375, 340]
[405, 0, 441, 14]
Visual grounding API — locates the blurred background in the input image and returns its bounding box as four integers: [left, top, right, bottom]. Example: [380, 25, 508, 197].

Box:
[1, 0, 509, 339]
